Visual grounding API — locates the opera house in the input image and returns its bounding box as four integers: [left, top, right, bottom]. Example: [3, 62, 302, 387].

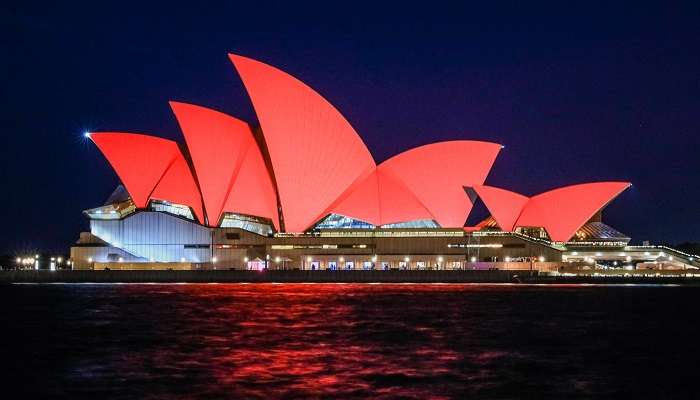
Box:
[70, 54, 697, 271]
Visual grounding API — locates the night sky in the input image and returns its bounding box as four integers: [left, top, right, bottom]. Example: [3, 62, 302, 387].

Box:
[1, 1, 698, 253]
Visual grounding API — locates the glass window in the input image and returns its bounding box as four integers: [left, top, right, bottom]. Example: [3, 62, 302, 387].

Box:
[220, 213, 274, 236]
[314, 214, 375, 229]
[149, 200, 194, 220]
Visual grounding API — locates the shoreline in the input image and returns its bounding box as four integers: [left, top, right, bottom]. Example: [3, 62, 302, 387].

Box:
[2, 270, 700, 285]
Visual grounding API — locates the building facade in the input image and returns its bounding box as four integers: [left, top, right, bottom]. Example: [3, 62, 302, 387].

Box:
[69, 53, 700, 271]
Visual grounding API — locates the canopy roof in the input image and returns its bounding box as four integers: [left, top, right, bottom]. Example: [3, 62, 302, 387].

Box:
[88, 53, 630, 241]
[470, 182, 631, 242]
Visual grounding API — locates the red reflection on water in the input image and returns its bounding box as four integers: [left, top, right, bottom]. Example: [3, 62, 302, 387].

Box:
[8, 282, 689, 398]
[193, 284, 468, 398]
[109, 284, 531, 398]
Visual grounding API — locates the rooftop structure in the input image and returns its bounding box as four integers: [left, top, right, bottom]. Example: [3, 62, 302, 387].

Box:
[71, 53, 693, 271]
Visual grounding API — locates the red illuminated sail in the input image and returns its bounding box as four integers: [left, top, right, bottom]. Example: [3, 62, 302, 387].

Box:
[230, 54, 376, 232]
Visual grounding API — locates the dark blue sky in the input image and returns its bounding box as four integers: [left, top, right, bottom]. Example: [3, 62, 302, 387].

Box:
[1, 1, 698, 252]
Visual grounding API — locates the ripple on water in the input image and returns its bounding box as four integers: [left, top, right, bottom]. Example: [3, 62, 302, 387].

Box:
[1, 283, 699, 398]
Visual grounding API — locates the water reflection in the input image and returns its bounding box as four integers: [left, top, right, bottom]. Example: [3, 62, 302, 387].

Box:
[2, 284, 700, 398]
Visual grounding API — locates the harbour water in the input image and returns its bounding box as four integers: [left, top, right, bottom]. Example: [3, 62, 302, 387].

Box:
[2, 283, 698, 398]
